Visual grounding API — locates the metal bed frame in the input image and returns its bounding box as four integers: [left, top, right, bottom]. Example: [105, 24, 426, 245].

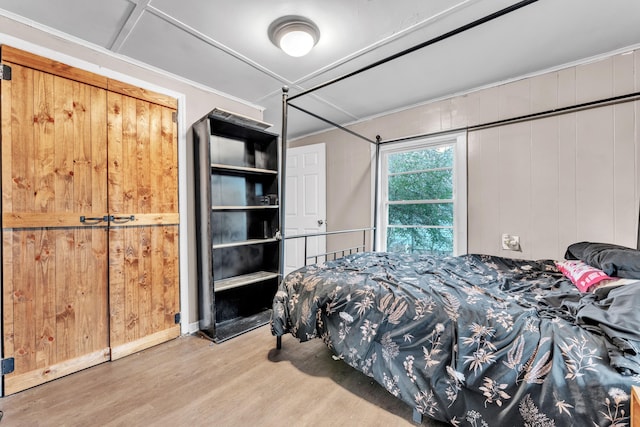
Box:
[274, 0, 640, 422]
[284, 227, 373, 266]
[277, 1, 544, 278]
[277, 0, 640, 276]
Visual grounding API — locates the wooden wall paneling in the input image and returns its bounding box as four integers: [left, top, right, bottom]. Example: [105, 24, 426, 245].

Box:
[557, 113, 578, 254]
[465, 131, 482, 253]
[54, 76, 74, 213]
[106, 91, 126, 353]
[80, 86, 110, 357]
[33, 70, 55, 371]
[148, 104, 163, 335]
[3, 62, 37, 384]
[576, 57, 613, 105]
[8, 63, 34, 215]
[149, 103, 162, 215]
[530, 118, 559, 259]
[150, 221, 163, 334]
[136, 99, 152, 340]
[162, 107, 180, 330]
[123, 95, 138, 216]
[477, 86, 500, 126]
[124, 226, 141, 347]
[529, 72, 558, 113]
[55, 228, 74, 363]
[557, 67, 576, 110]
[33, 68, 55, 213]
[11, 230, 36, 385]
[0, 71, 14, 379]
[636, 101, 640, 243]
[613, 51, 635, 96]
[498, 79, 529, 121]
[123, 94, 140, 349]
[498, 123, 531, 259]
[467, 128, 501, 254]
[1, 232, 14, 364]
[106, 91, 127, 350]
[613, 103, 637, 247]
[162, 226, 180, 331]
[149, 104, 164, 332]
[1, 56, 13, 214]
[576, 107, 615, 242]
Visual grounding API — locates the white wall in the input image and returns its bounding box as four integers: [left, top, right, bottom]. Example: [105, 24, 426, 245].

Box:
[296, 46, 640, 261]
[0, 15, 266, 332]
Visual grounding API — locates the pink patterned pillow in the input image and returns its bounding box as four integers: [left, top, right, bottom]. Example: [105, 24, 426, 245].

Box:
[555, 260, 612, 292]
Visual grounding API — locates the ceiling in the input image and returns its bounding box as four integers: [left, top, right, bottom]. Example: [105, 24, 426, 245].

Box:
[0, 0, 639, 138]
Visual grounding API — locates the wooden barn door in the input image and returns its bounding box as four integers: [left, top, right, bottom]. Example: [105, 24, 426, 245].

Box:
[1, 46, 180, 394]
[106, 90, 180, 360]
[1, 61, 110, 394]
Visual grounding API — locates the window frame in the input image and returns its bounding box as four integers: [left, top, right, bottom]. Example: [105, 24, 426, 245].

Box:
[376, 131, 467, 255]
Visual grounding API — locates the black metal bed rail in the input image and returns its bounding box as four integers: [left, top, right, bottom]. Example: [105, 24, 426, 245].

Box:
[283, 227, 374, 266]
[307, 245, 365, 265]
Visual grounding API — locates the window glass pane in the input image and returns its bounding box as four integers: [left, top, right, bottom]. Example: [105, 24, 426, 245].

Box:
[386, 227, 453, 255]
[389, 169, 453, 201]
[388, 145, 453, 173]
[388, 203, 453, 226]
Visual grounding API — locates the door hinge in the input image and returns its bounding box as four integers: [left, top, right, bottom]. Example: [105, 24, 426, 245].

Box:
[1, 358, 14, 375]
[0, 64, 11, 81]
[172, 111, 177, 123]
[174, 312, 181, 324]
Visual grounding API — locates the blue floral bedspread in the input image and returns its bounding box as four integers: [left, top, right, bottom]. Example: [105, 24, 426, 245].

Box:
[271, 252, 640, 426]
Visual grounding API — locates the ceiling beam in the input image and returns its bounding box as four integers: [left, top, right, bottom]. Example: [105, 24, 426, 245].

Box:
[109, 0, 152, 52]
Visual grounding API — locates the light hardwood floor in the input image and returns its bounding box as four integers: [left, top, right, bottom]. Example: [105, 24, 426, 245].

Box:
[0, 325, 449, 426]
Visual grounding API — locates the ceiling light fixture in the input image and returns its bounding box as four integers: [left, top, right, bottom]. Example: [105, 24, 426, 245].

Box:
[268, 15, 320, 57]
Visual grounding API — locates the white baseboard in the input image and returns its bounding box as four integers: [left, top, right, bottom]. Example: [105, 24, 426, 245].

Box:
[185, 321, 201, 335]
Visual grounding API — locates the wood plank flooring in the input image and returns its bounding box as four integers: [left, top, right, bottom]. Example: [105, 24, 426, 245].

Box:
[0, 325, 449, 426]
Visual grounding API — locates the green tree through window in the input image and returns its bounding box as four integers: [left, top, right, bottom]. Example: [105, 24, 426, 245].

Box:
[384, 144, 455, 255]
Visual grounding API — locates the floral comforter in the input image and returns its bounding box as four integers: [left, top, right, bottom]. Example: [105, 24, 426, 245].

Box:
[271, 252, 640, 426]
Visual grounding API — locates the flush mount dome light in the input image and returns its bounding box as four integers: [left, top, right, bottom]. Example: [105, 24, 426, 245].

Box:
[268, 15, 320, 57]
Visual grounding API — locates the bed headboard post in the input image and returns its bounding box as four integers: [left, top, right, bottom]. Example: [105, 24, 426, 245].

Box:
[279, 86, 289, 278]
[373, 135, 381, 251]
[637, 200, 640, 250]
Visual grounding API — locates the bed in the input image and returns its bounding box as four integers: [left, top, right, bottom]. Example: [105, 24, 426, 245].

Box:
[271, 244, 640, 425]
[270, 3, 640, 425]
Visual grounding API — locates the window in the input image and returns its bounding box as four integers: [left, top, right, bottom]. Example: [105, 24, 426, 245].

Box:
[377, 132, 467, 255]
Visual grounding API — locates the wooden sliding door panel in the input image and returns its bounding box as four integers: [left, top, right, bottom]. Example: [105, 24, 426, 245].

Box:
[107, 92, 179, 359]
[2, 228, 109, 395]
[1, 61, 109, 394]
[3, 62, 35, 215]
[108, 225, 179, 359]
[107, 93, 178, 216]
[2, 64, 108, 218]
[160, 105, 179, 213]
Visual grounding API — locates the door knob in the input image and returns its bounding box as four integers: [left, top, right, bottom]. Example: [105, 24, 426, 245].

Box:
[317, 219, 325, 226]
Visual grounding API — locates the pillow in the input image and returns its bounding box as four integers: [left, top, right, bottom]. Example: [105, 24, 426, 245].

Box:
[565, 241, 640, 279]
[554, 259, 613, 292]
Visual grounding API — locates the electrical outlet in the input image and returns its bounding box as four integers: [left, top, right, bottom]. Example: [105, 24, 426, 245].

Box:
[502, 234, 521, 251]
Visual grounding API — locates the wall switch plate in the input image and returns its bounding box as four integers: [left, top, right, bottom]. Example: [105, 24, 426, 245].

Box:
[502, 234, 521, 251]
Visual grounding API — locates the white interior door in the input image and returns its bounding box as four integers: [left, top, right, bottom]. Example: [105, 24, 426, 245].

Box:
[284, 143, 326, 276]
